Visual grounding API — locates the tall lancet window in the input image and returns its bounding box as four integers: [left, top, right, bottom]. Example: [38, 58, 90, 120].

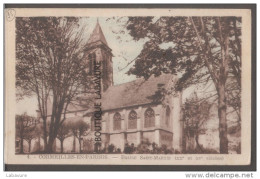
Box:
[113, 112, 121, 130]
[88, 53, 96, 75]
[144, 107, 155, 128]
[128, 110, 137, 129]
[166, 106, 171, 126]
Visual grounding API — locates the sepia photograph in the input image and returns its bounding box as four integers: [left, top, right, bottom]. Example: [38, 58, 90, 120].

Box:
[4, 5, 254, 168]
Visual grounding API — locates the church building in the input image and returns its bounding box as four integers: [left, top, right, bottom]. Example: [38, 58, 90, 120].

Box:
[80, 21, 184, 152]
[26, 21, 184, 154]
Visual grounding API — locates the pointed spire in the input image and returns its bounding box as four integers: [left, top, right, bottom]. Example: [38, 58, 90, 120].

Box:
[87, 19, 108, 46]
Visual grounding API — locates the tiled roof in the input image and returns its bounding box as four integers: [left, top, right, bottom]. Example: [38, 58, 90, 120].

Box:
[101, 73, 175, 111]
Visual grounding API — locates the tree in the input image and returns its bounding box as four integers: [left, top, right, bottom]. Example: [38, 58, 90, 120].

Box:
[56, 123, 71, 153]
[125, 16, 241, 153]
[23, 125, 37, 153]
[15, 113, 38, 153]
[16, 17, 94, 152]
[183, 93, 213, 153]
[70, 120, 89, 153]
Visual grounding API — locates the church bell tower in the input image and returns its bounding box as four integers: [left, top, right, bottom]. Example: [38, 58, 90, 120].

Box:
[85, 20, 113, 92]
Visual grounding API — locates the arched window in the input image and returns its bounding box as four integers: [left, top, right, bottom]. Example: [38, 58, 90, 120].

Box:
[113, 112, 121, 130]
[166, 106, 171, 126]
[128, 110, 137, 129]
[144, 107, 155, 128]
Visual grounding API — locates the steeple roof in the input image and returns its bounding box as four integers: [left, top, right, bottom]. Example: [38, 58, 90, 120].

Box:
[87, 21, 108, 46]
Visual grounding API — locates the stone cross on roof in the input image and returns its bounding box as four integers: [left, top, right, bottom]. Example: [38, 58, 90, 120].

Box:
[87, 19, 108, 45]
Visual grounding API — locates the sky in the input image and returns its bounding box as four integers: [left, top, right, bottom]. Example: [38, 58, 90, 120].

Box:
[16, 17, 146, 116]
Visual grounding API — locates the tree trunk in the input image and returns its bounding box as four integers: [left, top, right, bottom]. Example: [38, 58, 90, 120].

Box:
[60, 139, 64, 153]
[46, 135, 55, 153]
[218, 84, 229, 154]
[28, 140, 31, 153]
[43, 118, 48, 152]
[19, 124, 24, 154]
[46, 118, 60, 153]
[195, 133, 203, 153]
[46, 143, 53, 153]
[38, 136, 41, 151]
[47, 112, 62, 153]
[20, 139, 24, 154]
[72, 136, 76, 152]
[78, 138, 82, 153]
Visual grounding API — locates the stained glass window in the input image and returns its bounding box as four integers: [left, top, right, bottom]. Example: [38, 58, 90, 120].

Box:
[144, 107, 155, 128]
[113, 112, 121, 130]
[128, 110, 137, 129]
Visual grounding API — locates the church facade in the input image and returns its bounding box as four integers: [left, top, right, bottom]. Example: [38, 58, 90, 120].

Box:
[80, 21, 184, 152]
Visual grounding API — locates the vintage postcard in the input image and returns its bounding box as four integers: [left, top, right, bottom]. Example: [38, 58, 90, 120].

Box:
[4, 6, 254, 167]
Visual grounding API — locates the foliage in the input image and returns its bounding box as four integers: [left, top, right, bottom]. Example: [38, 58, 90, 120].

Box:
[16, 17, 93, 152]
[135, 139, 152, 154]
[82, 138, 95, 153]
[124, 16, 241, 153]
[124, 143, 136, 154]
[70, 120, 89, 138]
[57, 123, 71, 141]
[183, 93, 213, 152]
[70, 120, 89, 153]
[15, 113, 39, 153]
[108, 144, 115, 153]
[184, 146, 219, 154]
[134, 139, 175, 154]
[56, 122, 71, 153]
[228, 124, 241, 135]
[234, 142, 241, 154]
[116, 148, 122, 153]
[107, 144, 122, 154]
